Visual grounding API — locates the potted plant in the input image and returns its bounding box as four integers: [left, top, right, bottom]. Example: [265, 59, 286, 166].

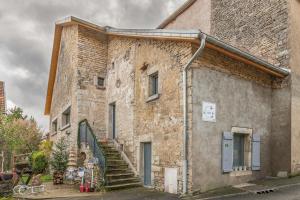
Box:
[50, 137, 69, 184]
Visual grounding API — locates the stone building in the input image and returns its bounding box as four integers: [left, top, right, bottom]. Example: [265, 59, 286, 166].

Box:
[0, 81, 6, 114]
[44, 0, 300, 194]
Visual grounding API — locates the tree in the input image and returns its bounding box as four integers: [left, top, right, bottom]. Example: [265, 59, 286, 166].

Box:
[0, 107, 42, 170]
[50, 137, 69, 172]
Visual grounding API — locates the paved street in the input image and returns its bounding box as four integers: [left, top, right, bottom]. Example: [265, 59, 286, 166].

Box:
[214, 184, 300, 200]
[47, 187, 179, 200]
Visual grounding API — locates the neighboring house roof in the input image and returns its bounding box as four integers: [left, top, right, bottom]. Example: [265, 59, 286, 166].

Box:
[44, 16, 290, 115]
[157, 0, 197, 29]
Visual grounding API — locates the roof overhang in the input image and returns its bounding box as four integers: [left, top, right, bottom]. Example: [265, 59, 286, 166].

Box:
[157, 0, 197, 29]
[44, 16, 290, 115]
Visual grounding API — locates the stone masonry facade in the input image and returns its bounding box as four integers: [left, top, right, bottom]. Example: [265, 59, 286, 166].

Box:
[47, 0, 299, 194]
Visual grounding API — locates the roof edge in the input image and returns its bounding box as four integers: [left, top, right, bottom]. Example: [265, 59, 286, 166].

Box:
[44, 16, 290, 116]
[157, 0, 197, 29]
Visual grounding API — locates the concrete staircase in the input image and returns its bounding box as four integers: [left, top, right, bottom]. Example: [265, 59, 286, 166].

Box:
[99, 140, 142, 190]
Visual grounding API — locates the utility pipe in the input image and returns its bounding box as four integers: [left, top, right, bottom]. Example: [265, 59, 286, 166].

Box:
[182, 33, 206, 194]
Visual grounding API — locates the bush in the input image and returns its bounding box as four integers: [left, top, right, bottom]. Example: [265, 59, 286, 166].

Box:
[31, 151, 48, 174]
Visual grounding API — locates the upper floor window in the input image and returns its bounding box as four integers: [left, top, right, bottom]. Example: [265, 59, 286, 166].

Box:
[94, 76, 105, 89]
[149, 72, 158, 97]
[52, 118, 58, 134]
[62, 106, 71, 128]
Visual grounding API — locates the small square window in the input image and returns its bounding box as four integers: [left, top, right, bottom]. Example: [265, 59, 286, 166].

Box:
[97, 77, 105, 87]
[149, 72, 158, 97]
[62, 106, 71, 128]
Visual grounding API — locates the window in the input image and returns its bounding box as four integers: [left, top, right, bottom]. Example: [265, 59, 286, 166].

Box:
[62, 106, 71, 128]
[149, 72, 158, 97]
[97, 77, 105, 87]
[52, 119, 58, 133]
[233, 134, 245, 168]
[94, 76, 105, 89]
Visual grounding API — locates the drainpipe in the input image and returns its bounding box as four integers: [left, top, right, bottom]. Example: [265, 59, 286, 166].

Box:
[182, 32, 206, 194]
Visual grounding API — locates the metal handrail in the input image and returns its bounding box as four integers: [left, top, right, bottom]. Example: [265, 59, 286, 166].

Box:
[78, 119, 106, 185]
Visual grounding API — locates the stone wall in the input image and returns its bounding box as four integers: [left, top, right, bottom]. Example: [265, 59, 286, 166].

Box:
[106, 36, 193, 192]
[211, 0, 289, 67]
[191, 48, 275, 192]
[289, 0, 300, 174]
[133, 39, 192, 191]
[163, 0, 211, 34]
[76, 25, 108, 139]
[162, 0, 290, 68]
[50, 25, 78, 147]
[106, 36, 135, 161]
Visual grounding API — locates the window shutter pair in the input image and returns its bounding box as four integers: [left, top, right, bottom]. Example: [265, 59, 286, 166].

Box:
[222, 132, 261, 172]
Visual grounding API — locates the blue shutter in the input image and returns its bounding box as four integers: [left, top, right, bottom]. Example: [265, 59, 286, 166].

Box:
[222, 132, 233, 173]
[252, 134, 261, 171]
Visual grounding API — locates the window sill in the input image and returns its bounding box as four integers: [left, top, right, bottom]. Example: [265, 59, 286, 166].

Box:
[96, 85, 106, 90]
[146, 94, 160, 103]
[51, 132, 57, 136]
[60, 124, 71, 131]
[230, 170, 252, 177]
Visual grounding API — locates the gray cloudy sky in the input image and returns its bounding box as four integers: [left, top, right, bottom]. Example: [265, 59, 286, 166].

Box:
[0, 0, 185, 131]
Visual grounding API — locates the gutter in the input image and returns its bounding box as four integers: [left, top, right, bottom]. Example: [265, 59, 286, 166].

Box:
[182, 33, 206, 194]
[205, 35, 290, 77]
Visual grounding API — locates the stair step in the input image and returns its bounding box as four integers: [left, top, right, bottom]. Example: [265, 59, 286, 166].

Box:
[105, 182, 142, 190]
[106, 172, 134, 177]
[105, 152, 121, 156]
[107, 177, 140, 185]
[106, 169, 130, 174]
[107, 160, 127, 164]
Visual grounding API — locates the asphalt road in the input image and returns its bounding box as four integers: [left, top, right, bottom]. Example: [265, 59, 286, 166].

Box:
[214, 184, 300, 200]
[48, 187, 179, 200]
[44, 184, 300, 200]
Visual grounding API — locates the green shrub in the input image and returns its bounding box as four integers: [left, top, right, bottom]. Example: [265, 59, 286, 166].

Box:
[31, 151, 48, 174]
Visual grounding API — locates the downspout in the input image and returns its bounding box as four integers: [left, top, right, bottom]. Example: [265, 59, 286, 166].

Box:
[182, 32, 206, 194]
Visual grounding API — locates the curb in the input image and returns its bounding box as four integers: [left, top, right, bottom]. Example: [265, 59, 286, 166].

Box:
[195, 192, 249, 200]
[13, 192, 103, 200]
[195, 182, 300, 200]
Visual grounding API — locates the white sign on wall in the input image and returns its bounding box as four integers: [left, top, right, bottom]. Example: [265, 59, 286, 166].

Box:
[202, 101, 216, 122]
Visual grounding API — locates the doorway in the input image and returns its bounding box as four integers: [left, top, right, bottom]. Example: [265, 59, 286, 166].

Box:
[142, 142, 152, 186]
[109, 103, 116, 139]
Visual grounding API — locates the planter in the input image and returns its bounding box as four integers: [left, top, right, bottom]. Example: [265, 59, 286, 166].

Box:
[53, 171, 64, 185]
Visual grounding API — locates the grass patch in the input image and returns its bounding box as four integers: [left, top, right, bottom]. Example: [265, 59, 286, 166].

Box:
[41, 174, 52, 182]
[0, 197, 13, 200]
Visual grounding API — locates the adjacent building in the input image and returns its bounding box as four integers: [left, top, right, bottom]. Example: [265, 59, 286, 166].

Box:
[44, 0, 300, 194]
[0, 81, 6, 114]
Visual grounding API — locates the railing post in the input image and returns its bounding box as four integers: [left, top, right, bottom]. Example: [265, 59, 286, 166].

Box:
[85, 122, 88, 146]
[93, 138, 96, 155]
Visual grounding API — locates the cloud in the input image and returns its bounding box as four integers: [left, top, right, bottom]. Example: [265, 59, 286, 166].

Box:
[0, 0, 185, 131]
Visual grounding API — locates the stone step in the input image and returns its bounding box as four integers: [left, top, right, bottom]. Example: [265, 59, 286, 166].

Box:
[107, 177, 140, 185]
[107, 159, 127, 165]
[105, 152, 121, 157]
[103, 149, 119, 154]
[105, 182, 142, 190]
[106, 172, 135, 181]
[106, 168, 130, 174]
[106, 155, 121, 160]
